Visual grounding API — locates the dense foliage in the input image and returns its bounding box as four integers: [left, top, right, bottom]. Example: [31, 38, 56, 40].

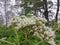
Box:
[0, 0, 60, 45]
[0, 14, 56, 45]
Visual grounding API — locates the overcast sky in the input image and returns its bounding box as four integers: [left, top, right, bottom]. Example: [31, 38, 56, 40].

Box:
[52, 0, 54, 2]
[52, 0, 57, 2]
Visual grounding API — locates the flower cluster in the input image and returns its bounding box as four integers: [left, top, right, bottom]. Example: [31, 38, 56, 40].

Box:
[33, 25, 56, 45]
[7, 14, 56, 45]
[7, 14, 47, 29]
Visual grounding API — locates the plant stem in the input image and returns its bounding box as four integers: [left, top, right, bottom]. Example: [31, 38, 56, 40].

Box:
[25, 32, 28, 45]
[15, 30, 20, 45]
[0, 39, 16, 45]
[35, 40, 43, 45]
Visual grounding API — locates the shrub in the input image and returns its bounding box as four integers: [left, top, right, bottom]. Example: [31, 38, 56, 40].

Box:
[0, 14, 56, 45]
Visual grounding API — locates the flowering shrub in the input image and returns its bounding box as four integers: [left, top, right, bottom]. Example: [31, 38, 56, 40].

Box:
[6, 14, 56, 45]
[7, 14, 47, 29]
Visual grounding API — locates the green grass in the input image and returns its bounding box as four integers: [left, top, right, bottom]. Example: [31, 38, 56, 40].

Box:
[55, 31, 60, 45]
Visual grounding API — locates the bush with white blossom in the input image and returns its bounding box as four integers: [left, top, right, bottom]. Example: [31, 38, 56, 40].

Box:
[7, 14, 56, 45]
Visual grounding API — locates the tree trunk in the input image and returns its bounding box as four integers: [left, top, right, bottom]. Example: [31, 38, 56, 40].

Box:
[55, 0, 59, 22]
[4, 0, 7, 26]
[43, 0, 49, 22]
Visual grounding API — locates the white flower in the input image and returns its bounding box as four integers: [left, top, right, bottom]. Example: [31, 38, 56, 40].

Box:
[7, 14, 56, 45]
[48, 40, 56, 45]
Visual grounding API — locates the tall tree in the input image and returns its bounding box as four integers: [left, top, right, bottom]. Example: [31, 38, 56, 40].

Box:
[20, 0, 44, 15]
[20, 0, 53, 22]
[4, 0, 7, 26]
[55, 0, 59, 22]
[43, 0, 49, 21]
